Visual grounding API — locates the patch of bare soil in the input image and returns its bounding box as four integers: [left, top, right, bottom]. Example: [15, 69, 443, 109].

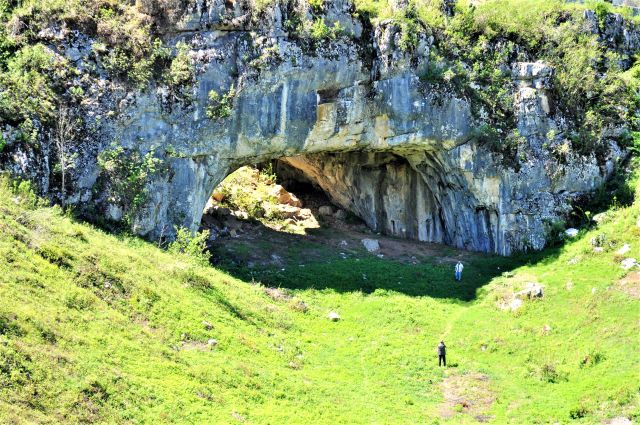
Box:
[439, 372, 495, 422]
[617, 271, 640, 299]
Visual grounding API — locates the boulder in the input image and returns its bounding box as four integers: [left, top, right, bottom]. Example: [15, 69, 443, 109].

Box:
[318, 205, 334, 216]
[207, 338, 218, 347]
[334, 209, 347, 220]
[328, 311, 340, 321]
[564, 228, 579, 238]
[270, 204, 301, 219]
[106, 204, 123, 221]
[225, 216, 242, 230]
[212, 189, 225, 202]
[592, 212, 610, 224]
[203, 198, 216, 215]
[269, 184, 302, 207]
[606, 417, 632, 425]
[297, 208, 313, 219]
[515, 283, 544, 299]
[265, 287, 290, 301]
[362, 239, 380, 253]
[616, 244, 630, 255]
[621, 258, 638, 270]
[234, 211, 249, 220]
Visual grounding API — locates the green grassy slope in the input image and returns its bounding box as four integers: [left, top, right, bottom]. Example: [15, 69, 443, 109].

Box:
[0, 177, 639, 424]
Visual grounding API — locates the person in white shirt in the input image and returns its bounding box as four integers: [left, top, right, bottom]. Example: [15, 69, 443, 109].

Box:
[454, 261, 463, 281]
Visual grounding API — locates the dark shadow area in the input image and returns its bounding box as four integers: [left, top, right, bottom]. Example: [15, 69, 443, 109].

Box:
[202, 161, 569, 302]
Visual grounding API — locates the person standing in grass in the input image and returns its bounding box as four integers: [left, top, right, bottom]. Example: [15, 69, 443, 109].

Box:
[438, 341, 446, 367]
[454, 261, 463, 282]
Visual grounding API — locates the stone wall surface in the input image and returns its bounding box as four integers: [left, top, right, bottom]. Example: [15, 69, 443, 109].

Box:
[1, 0, 636, 255]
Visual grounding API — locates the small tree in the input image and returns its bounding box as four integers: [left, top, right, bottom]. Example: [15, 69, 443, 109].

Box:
[54, 106, 79, 207]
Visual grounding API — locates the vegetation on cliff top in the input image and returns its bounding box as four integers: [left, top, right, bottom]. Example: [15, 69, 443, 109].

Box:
[0, 0, 637, 162]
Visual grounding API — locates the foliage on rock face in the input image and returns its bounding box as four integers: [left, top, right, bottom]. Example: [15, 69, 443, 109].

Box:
[166, 41, 194, 87]
[0, 43, 60, 124]
[97, 146, 164, 225]
[351, 0, 639, 159]
[0, 0, 191, 148]
[206, 86, 236, 120]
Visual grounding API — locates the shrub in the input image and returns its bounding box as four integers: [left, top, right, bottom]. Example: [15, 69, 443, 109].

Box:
[309, 0, 324, 14]
[0, 44, 59, 124]
[97, 147, 164, 225]
[64, 291, 95, 310]
[0, 313, 24, 337]
[305, 17, 342, 41]
[310, 17, 331, 40]
[206, 86, 236, 120]
[0, 339, 32, 389]
[259, 162, 277, 184]
[166, 41, 194, 88]
[168, 226, 211, 264]
[569, 405, 589, 419]
[580, 350, 606, 367]
[538, 362, 568, 383]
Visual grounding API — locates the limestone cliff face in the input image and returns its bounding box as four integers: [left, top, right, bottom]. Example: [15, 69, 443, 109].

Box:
[1, 0, 636, 255]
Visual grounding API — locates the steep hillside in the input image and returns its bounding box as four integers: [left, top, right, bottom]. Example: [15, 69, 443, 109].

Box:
[0, 174, 638, 424]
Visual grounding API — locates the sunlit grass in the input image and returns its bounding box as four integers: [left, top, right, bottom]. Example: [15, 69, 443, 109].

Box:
[0, 176, 638, 423]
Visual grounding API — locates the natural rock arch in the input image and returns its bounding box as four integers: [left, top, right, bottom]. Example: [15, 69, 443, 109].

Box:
[6, 1, 626, 256]
[111, 49, 611, 255]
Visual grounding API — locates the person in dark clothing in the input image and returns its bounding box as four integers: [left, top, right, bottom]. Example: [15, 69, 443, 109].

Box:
[438, 341, 446, 367]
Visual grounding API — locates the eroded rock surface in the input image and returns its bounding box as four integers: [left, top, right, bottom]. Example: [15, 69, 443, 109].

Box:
[1, 0, 636, 255]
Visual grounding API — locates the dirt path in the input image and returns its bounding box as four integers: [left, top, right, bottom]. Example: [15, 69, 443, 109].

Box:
[439, 372, 495, 422]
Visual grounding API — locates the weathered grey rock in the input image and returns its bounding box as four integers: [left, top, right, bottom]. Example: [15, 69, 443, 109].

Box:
[616, 244, 631, 255]
[362, 239, 380, 252]
[334, 209, 347, 220]
[318, 206, 334, 216]
[564, 228, 579, 238]
[621, 258, 638, 270]
[328, 311, 341, 321]
[508, 298, 523, 311]
[515, 283, 544, 300]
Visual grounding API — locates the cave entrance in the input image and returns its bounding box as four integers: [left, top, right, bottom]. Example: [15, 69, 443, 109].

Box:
[200, 149, 497, 257]
[199, 160, 366, 243]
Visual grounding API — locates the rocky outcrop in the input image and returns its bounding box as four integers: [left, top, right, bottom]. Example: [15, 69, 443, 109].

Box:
[0, 0, 636, 255]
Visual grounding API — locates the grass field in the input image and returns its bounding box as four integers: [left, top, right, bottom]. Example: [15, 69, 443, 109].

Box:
[0, 176, 638, 424]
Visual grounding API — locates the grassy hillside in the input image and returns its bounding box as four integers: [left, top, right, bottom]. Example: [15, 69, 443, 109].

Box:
[0, 174, 639, 424]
